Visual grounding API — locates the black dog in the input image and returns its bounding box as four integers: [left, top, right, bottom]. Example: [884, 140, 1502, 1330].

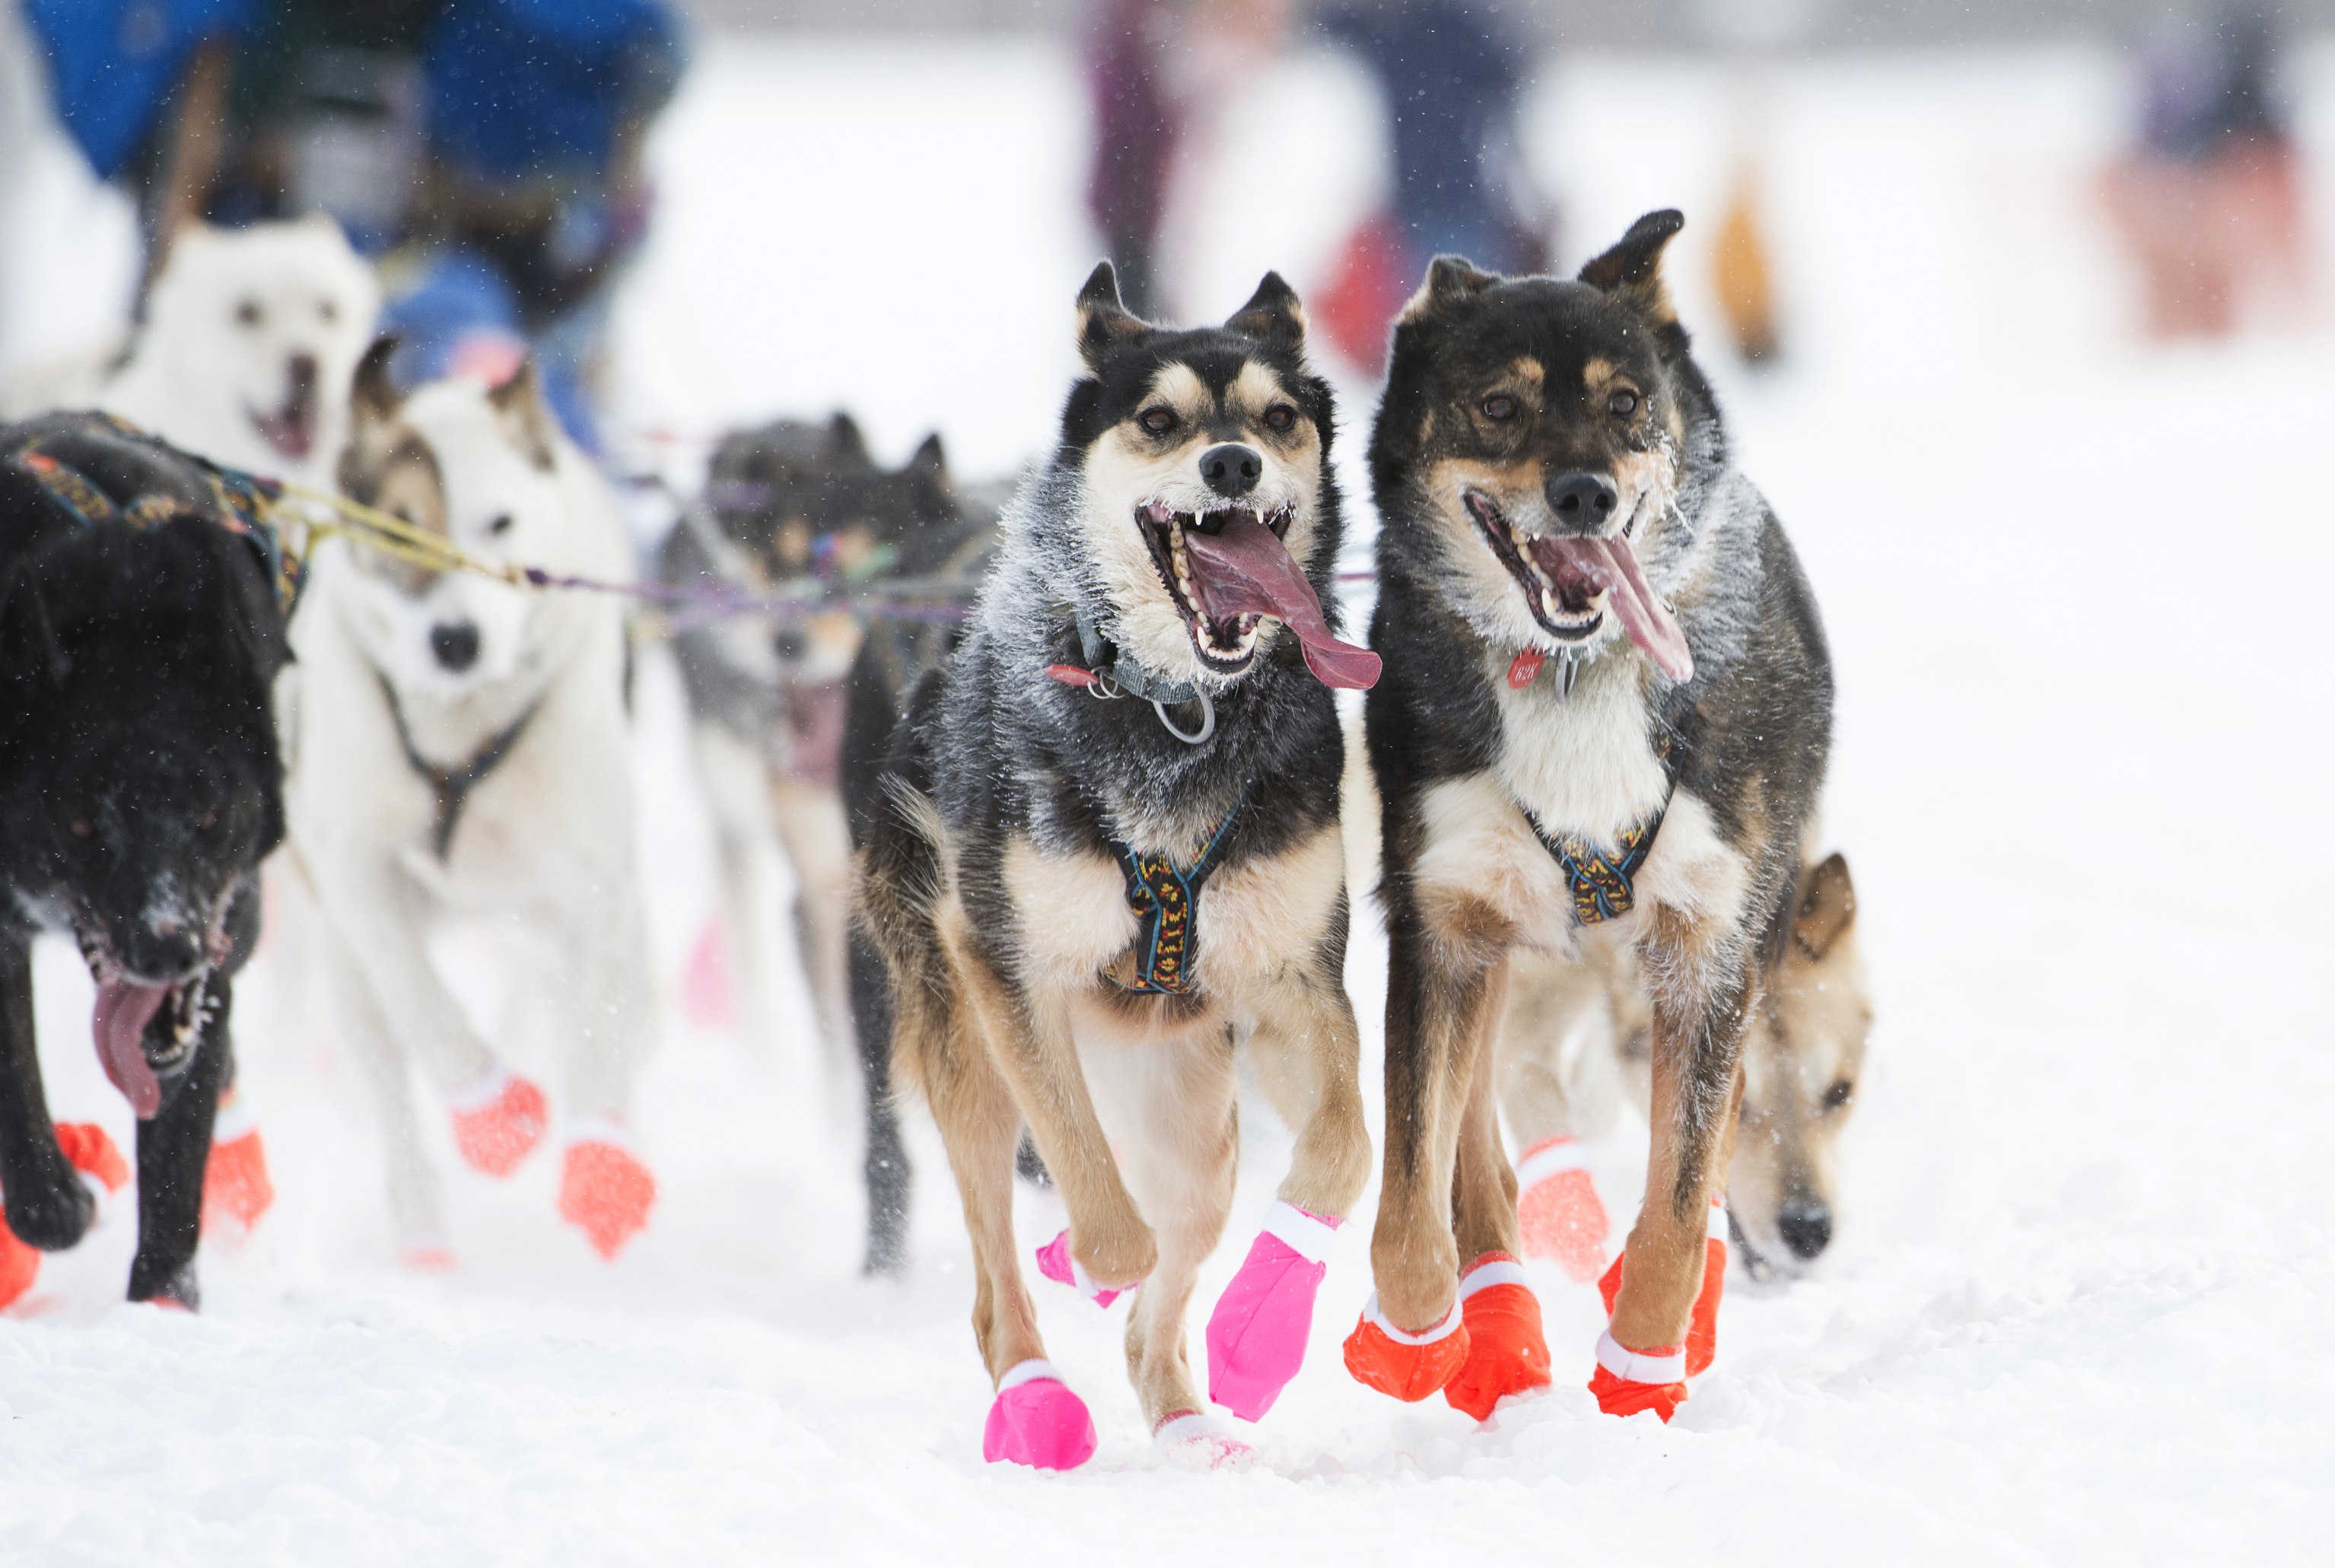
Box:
[0, 413, 291, 1306]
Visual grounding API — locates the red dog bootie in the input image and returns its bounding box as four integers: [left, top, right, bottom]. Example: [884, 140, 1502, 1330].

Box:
[0, 1223, 36, 1312]
[54, 1122, 129, 1224]
[1589, 1331, 1688, 1421]
[1343, 1291, 1469, 1402]
[447, 1063, 549, 1177]
[1515, 1137, 1609, 1283]
[1443, 1252, 1552, 1420]
[557, 1122, 655, 1259]
[1597, 1195, 1729, 1379]
[202, 1087, 275, 1241]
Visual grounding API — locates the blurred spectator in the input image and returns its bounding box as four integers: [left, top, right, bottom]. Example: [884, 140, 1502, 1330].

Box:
[2102, 4, 2308, 338]
[1085, 0, 1184, 319]
[21, 0, 682, 444]
[1312, 0, 1545, 371]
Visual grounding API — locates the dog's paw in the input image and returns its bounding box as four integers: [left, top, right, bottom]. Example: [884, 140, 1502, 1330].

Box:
[1589, 1331, 1686, 1421]
[1597, 1198, 1726, 1379]
[1205, 1201, 1338, 1421]
[1515, 1137, 1609, 1284]
[1443, 1252, 1552, 1421]
[133, 1259, 201, 1312]
[558, 1130, 655, 1260]
[1035, 1229, 1131, 1307]
[447, 1064, 549, 1177]
[982, 1360, 1097, 1471]
[201, 1093, 275, 1242]
[2, 1159, 94, 1253]
[1154, 1411, 1256, 1471]
[1341, 1292, 1468, 1403]
[0, 1223, 40, 1312]
[54, 1122, 129, 1229]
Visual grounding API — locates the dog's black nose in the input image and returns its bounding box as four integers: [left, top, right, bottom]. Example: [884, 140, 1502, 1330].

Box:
[430, 621, 481, 673]
[1546, 471, 1621, 531]
[288, 353, 317, 395]
[1777, 1200, 1833, 1260]
[772, 628, 808, 663]
[1198, 443, 1263, 500]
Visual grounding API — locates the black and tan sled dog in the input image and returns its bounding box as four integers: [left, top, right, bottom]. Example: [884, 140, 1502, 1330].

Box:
[1344, 211, 1834, 1423]
[855, 266, 1380, 1469]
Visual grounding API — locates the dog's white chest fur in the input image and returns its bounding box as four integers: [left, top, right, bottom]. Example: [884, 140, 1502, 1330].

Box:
[1488, 649, 1669, 839]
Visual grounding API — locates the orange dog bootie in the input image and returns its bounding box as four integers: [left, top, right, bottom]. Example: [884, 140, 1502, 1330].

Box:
[447, 1063, 549, 1177]
[54, 1121, 129, 1223]
[202, 1087, 275, 1241]
[1589, 1331, 1688, 1421]
[1597, 1195, 1729, 1379]
[1443, 1252, 1552, 1420]
[1514, 1137, 1609, 1283]
[558, 1123, 656, 1259]
[1344, 1292, 1469, 1402]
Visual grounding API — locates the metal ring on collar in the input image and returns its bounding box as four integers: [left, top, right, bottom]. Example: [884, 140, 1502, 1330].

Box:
[1153, 691, 1214, 746]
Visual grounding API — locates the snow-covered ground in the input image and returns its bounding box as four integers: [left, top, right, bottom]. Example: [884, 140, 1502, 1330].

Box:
[5, 35, 2334, 1566]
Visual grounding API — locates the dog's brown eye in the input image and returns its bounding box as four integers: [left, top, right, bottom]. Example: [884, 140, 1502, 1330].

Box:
[1480, 394, 1518, 421]
[1822, 1079, 1855, 1111]
[1263, 403, 1296, 433]
[1139, 407, 1177, 436]
[486, 513, 514, 536]
[1607, 388, 1640, 418]
[69, 819, 93, 839]
[235, 299, 262, 328]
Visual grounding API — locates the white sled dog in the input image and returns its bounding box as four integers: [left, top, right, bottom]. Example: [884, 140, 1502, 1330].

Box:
[284, 341, 657, 1263]
[60, 218, 377, 488]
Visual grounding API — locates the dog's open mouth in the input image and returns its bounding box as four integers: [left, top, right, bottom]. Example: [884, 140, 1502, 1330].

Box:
[1135, 501, 1379, 689]
[89, 969, 207, 1121]
[247, 379, 318, 462]
[1463, 491, 1694, 682]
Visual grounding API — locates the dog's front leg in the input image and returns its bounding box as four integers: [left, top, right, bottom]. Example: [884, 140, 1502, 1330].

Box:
[953, 938, 1153, 1292]
[1347, 889, 1511, 1403]
[1596, 917, 1755, 1420]
[0, 935, 91, 1251]
[126, 983, 229, 1306]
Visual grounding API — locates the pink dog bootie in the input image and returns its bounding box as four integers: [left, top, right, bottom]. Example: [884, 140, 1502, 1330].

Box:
[1205, 1201, 1339, 1420]
[447, 1062, 549, 1177]
[1035, 1228, 1135, 1307]
[1514, 1136, 1609, 1283]
[983, 1360, 1098, 1471]
[558, 1121, 656, 1260]
[1154, 1410, 1255, 1471]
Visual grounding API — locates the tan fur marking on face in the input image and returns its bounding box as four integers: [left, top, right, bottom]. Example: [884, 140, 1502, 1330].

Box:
[349, 434, 450, 593]
[1583, 356, 1617, 388]
[1191, 825, 1344, 990]
[1144, 361, 1210, 421]
[1509, 358, 1546, 391]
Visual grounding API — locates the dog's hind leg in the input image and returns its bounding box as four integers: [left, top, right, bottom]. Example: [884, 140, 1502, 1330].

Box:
[1089, 1025, 1239, 1437]
[126, 988, 229, 1306]
[0, 933, 91, 1252]
[846, 925, 909, 1274]
[769, 774, 857, 1118]
[315, 912, 448, 1258]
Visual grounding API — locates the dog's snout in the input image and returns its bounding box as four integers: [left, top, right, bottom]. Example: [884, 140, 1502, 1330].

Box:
[1546, 471, 1621, 531]
[288, 353, 318, 395]
[772, 628, 808, 663]
[1777, 1199, 1834, 1260]
[1198, 443, 1263, 500]
[430, 621, 482, 673]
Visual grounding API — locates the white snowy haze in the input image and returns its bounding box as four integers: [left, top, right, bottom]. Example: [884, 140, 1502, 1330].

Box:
[3, 30, 2333, 1567]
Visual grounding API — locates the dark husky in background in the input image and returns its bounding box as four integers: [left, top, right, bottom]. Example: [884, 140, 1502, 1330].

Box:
[856, 267, 1379, 1468]
[0, 415, 290, 1307]
[1350, 212, 1834, 1423]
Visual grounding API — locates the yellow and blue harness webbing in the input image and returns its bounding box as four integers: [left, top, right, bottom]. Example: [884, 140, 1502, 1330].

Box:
[1106, 784, 1250, 995]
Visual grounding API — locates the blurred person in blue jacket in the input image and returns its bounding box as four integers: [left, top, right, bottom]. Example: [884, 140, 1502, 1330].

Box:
[21, 0, 681, 445]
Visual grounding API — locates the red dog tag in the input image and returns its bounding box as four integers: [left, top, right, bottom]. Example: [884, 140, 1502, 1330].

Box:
[1045, 663, 1099, 688]
[1507, 650, 1544, 689]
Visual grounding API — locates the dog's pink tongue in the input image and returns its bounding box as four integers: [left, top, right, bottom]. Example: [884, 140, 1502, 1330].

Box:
[1538, 535, 1694, 683]
[93, 981, 166, 1120]
[1183, 514, 1381, 690]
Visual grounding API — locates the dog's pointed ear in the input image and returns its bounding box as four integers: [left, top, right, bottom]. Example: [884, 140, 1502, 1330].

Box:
[1225, 272, 1306, 347]
[1396, 254, 1500, 326]
[1076, 261, 1147, 371]
[0, 564, 69, 691]
[488, 357, 558, 472]
[908, 431, 950, 482]
[1791, 852, 1856, 962]
[826, 412, 870, 464]
[1579, 208, 1686, 324]
[350, 334, 402, 429]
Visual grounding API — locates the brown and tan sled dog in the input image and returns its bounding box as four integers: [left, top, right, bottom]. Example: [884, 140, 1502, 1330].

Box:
[856, 266, 1381, 1469]
[1344, 211, 1835, 1423]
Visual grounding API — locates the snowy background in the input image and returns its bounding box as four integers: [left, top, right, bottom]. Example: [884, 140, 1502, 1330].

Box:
[5, 27, 2334, 1566]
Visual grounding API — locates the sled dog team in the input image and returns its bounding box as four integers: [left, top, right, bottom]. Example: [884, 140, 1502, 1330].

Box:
[0, 208, 1869, 1469]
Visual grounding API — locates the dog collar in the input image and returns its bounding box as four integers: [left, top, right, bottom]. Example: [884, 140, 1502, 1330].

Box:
[1103, 784, 1249, 995]
[377, 675, 549, 860]
[1044, 603, 1216, 746]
